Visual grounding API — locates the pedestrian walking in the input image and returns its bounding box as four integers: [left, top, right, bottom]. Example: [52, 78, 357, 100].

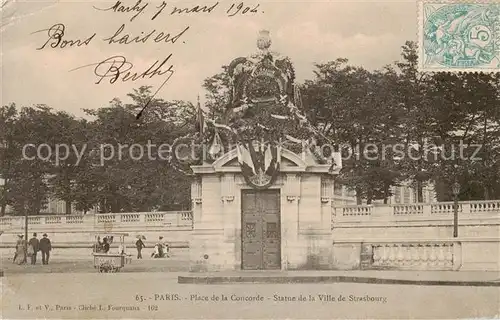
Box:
[14, 235, 26, 265]
[39, 233, 52, 265]
[157, 236, 164, 257]
[135, 237, 145, 259]
[28, 233, 39, 265]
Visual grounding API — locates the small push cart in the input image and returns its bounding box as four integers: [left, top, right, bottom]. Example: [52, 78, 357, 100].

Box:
[92, 232, 132, 273]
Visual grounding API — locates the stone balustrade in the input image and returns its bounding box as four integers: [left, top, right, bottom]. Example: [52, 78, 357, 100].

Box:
[332, 200, 500, 226]
[0, 211, 193, 233]
[331, 200, 500, 271]
[333, 205, 372, 217]
[370, 241, 456, 270]
[331, 237, 500, 271]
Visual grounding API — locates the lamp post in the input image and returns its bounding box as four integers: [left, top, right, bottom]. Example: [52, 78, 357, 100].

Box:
[0, 231, 3, 276]
[0, 177, 4, 212]
[452, 181, 461, 238]
[24, 206, 28, 246]
[0, 178, 4, 275]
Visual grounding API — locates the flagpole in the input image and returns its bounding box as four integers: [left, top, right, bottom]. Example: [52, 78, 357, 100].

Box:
[197, 94, 204, 134]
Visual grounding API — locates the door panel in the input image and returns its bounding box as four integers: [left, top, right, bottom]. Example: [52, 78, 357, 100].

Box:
[263, 219, 281, 269]
[241, 191, 261, 270]
[241, 190, 281, 270]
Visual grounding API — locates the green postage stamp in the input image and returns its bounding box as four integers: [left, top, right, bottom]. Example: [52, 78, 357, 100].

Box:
[419, 1, 500, 72]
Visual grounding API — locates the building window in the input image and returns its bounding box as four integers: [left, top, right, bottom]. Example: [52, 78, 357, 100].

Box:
[394, 187, 401, 204]
[403, 188, 411, 204]
[334, 184, 343, 196]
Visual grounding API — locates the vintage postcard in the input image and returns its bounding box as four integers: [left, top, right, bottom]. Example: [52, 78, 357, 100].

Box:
[1, 0, 499, 319]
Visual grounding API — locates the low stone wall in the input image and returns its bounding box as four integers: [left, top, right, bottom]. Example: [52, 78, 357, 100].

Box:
[327, 200, 500, 271]
[328, 238, 500, 272]
[0, 211, 193, 235]
[0, 212, 194, 255]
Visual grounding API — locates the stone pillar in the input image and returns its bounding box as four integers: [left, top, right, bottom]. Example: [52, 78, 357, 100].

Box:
[320, 175, 334, 227]
[299, 174, 322, 230]
[221, 173, 238, 269]
[294, 174, 332, 270]
[189, 174, 226, 271]
[191, 177, 202, 222]
[283, 174, 301, 269]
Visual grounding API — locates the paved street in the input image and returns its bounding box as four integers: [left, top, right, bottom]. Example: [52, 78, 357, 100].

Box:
[1, 251, 499, 320]
[1, 250, 499, 319]
[0, 250, 190, 274]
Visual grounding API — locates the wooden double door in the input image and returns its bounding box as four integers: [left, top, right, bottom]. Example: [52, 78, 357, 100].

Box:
[241, 189, 281, 270]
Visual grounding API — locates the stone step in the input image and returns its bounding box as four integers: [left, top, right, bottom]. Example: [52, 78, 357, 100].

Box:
[177, 274, 500, 286]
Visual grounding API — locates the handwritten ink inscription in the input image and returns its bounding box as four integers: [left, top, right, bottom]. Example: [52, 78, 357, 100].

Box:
[226, 3, 260, 17]
[103, 24, 189, 45]
[151, 1, 219, 20]
[70, 54, 174, 85]
[32, 24, 96, 50]
[93, 0, 149, 22]
[30, 0, 263, 118]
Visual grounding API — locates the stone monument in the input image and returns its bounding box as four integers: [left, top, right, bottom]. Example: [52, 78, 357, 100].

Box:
[184, 30, 342, 271]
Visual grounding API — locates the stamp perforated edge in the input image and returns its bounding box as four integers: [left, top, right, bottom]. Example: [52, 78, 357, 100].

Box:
[417, 0, 500, 73]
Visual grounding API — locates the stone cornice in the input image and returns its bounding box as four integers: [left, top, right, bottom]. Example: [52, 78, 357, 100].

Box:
[191, 148, 340, 175]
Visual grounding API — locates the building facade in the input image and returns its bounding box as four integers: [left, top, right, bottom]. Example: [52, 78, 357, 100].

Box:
[189, 148, 341, 271]
[333, 183, 438, 206]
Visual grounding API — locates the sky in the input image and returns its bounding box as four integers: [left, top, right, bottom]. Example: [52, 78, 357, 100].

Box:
[1, 0, 417, 118]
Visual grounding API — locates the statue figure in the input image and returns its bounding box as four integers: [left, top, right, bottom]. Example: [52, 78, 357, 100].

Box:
[257, 30, 272, 52]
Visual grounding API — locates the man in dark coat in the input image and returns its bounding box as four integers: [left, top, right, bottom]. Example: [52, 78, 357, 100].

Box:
[135, 237, 145, 259]
[39, 233, 52, 265]
[28, 233, 39, 265]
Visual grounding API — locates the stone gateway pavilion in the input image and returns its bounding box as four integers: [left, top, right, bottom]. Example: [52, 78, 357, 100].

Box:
[187, 30, 342, 271]
[189, 145, 340, 271]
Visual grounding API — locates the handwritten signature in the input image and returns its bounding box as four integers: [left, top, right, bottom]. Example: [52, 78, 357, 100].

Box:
[70, 55, 175, 119]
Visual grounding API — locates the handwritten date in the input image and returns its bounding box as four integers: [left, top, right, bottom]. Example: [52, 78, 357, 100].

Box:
[226, 2, 261, 17]
[151, 1, 260, 20]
